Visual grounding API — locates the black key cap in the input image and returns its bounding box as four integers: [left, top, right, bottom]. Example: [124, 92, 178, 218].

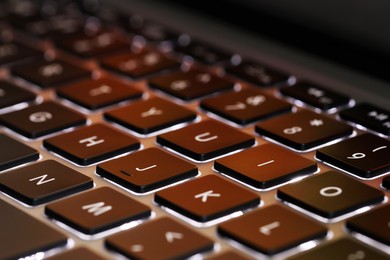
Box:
[12, 59, 90, 88]
[0, 133, 39, 171]
[57, 75, 143, 110]
[157, 119, 255, 161]
[104, 97, 197, 135]
[0, 199, 67, 260]
[277, 171, 385, 219]
[101, 48, 179, 79]
[280, 82, 351, 111]
[0, 160, 93, 205]
[149, 69, 234, 101]
[217, 204, 327, 255]
[45, 187, 151, 235]
[383, 175, 390, 190]
[339, 103, 390, 136]
[155, 174, 260, 222]
[97, 147, 198, 193]
[0, 80, 36, 109]
[105, 217, 214, 259]
[56, 30, 129, 58]
[225, 60, 290, 87]
[200, 88, 292, 125]
[214, 143, 317, 189]
[0, 101, 86, 138]
[316, 133, 390, 178]
[175, 36, 231, 64]
[287, 237, 390, 260]
[346, 204, 390, 246]
[46, 247, 106, 260]
[0, 41, 41, 65]
[43, 123, 140, 165]
[255, 109, 353, 151]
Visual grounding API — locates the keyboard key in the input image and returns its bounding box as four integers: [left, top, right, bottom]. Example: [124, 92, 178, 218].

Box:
[277, 171, 385, 218]
[104, 97, 197, 135]
[12, 59, 90, 88]
[96, 147, 198, 193]
[287, 237, 389, 260]
[316, 133, 390, 178]
[0, 199, 67, 260]
[255, 109, 353, 151]
[0, 101, 86, 138]
[43, 124, 140, 165]
[101, 48, 179, 79]
[154, 174, 260, 222]
[149, 69, 234, 101]
[0, 41, 41, 65]
[0, 80, 36, 109]
[56, 30, 129, 58]
[383, 175, 390, 190]
[217, 204, 327, 255]
[280, 82, 351, 111]
[46, 247, 106, 260]
[339, 103, 390, 136]
[45, 187, 151, 235]
[0, 133, 39, 171]
[0, 160, 93, 206]
[225, 60, 290, 87]
[156, 119, 255, 161]
[346, 204, 390, 246]
[175, 37, 231, 64]
[214, 143, 317, 189]
[105, 217, 214, 259]
[57, 75, 143, 110]
[200, 88, 292, 125]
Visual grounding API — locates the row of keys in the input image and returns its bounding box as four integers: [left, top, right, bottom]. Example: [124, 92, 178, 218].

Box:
[2, 180, 387, 259]
[0, 106, 388, 179]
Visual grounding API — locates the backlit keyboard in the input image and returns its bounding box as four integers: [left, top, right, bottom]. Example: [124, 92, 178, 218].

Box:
[0, 1, 389, 259]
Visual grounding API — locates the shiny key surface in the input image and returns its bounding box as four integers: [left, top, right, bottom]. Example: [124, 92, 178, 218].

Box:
[217, 204, 327, 255]
[0, 199, 67, 260]
[225, 60, 290, 87]
[104, 96, 197, 135]
[57, 75, 143, 110]
[279, 81, 351, 111]
[316, 133, 390, 178]
[0, 101, 86, 138]
[0, 160, 93, 205]
[214, 143, 317, 189]
[339, 103, 390, 136]
[0, 80, 36, 109]
[105, 217, 214, 259]
[43, 123, 140, 165]
[255, 109, 353, 151]
[277, 171, 385, 219]
[149, 69, 234, 101]
[11, 59, 90, 88]
[287, 237, 390, 260]
[0, 41, 41, 65]
[156, 119, 255, 161]
[45, 186, 151, 235]
[96, 147, 198, 193]
[346, 204, 390, 246]
[200, 88, 292, 125]
[155, 174, 260, 222]
[0, 133, 39, 171]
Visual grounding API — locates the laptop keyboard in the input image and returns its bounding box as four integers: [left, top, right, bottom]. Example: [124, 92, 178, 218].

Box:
[0, 1, 389, 259]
